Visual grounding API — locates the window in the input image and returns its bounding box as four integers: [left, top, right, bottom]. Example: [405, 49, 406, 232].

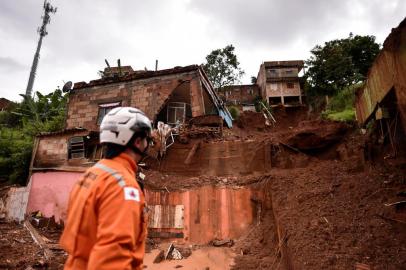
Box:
[167, 102, 190, 125]
[287, 82, 294, 89]
[269, 97, 282, 105]
[285, 70, 293, 75]
[68, 136, 85, 159]
[97, 101, 121, 125]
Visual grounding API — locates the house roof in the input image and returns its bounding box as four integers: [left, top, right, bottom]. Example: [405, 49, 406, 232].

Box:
[0, 98, 12, 109]
[73, 65, 201, 90]
[37, 128, 88, 137]
[263, 60, 304, 70]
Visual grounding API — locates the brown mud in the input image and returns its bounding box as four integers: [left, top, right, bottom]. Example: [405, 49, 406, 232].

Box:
[1, 108, 406, 269]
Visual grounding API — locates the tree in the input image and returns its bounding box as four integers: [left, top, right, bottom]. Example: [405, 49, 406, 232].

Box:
[0, 89, 67, 184]
[202, 44, 244, 90]
[251, 76, 257, 84]
[305, 34, 380, 96]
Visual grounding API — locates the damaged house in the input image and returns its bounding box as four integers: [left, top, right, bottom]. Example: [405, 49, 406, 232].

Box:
[34, 65, 232, 169]
[23, 65, 233, 222]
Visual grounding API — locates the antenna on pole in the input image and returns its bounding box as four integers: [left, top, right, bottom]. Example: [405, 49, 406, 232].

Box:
[25, 0, 57, 98]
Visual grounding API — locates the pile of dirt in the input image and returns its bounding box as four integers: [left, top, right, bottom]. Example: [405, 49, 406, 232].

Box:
[270, 106, 312, 130]
[237, 111, 268, 130]
[230, 151, 406, 269]
[0, 220, 66, 269]
[231, 181, 280, 270]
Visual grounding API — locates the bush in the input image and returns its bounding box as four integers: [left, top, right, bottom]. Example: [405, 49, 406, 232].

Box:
[323, 108, 355, 122]
[228, 106, 240, 120]
[0, 89, 67, 185]
[0, 129, 32, 185]
[321, 84, 360, 122]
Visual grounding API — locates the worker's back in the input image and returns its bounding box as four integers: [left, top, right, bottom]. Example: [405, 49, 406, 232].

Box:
[60, 152, 146, 270]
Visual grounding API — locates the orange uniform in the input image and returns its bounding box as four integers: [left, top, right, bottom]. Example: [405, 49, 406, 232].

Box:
[60, 152, 147, 270]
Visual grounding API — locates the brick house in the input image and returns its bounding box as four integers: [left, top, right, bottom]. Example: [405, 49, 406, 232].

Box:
[217, 85, 261, 111]
[0, 98, 12, 111]
[32, 65, 232, 169]
[256, 60, 304, 106]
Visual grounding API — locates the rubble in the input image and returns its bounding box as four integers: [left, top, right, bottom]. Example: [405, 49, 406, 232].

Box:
[211, 238, 234, 247]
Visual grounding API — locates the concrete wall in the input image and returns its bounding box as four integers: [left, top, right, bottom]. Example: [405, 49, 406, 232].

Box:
[1, 185, 31, 222]
[266, 81, 301, 98]
[266, 67, 299, 78]
[66, 71, 206, 131]
[145, 186, 262, 244]
[25, 172, 262, 244]
[26, 172, 82, 222]
[256, 64, 267, 98]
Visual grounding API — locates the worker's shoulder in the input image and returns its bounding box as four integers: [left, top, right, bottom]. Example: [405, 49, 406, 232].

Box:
[90, 160, 138, 189]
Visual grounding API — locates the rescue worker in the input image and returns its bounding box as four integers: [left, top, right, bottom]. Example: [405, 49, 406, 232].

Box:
[60, 107, 152, 270]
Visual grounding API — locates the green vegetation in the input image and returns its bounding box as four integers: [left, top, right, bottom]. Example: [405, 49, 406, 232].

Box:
[253, 96, 272, 114]
[228, 106, 240, 120]
[306, 34, 380, 97]
[305, 34, 380, 121]
[0, 89, 67, 185]
[323, 109, 355, 122]
[321, 85, 360, 122]
[202, 44, 244, 90]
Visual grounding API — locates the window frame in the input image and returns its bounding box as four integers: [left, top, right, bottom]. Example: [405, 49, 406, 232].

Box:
[97, 101, 121, 125]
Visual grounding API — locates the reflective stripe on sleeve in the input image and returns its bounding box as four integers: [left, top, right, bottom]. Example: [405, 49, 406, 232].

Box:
[94, 163, 126, 187]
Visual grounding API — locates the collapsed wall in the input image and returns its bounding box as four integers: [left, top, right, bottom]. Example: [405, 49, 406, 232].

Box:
[157, 140, 272, 176]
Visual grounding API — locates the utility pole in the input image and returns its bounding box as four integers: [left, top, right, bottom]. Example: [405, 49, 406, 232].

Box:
[25, 0, 57, 97]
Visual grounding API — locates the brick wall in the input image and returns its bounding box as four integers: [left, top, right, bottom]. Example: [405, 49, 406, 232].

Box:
[66, 71, 206, 130]
[218, 85, 260, 105]
[34, 131, 88, 167]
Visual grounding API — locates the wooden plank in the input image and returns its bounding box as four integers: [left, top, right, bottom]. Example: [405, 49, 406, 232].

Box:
[184, 142, 201, 165]
[24, 220, 54, 260]
[148, 205, 184, 229]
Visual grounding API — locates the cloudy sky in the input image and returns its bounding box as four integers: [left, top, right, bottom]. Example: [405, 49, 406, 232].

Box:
[0, 0, 405, 101]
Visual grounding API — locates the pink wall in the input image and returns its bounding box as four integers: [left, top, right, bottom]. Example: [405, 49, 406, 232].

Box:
[26, 172, 82, 222]
[27, 172, 261, 244]
[146, 186, 260, 244]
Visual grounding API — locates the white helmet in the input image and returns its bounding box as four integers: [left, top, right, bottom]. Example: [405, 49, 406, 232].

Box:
[100, 107, 152, 146]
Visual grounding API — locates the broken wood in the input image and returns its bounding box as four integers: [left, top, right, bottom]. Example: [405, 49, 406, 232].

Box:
[384, 200, 406, 207]
[211, 238, 234, 247]
[184, 142, 201, 165]
[24, 220, 54, 260]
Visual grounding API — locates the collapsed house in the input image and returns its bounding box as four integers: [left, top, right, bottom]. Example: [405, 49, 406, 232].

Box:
[35, 65, 232, 168]
[3, 64, 270, 244]
[355, 17, 406, 156]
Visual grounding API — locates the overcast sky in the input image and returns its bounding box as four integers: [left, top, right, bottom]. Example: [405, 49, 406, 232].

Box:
[0, 0, 405, 101]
